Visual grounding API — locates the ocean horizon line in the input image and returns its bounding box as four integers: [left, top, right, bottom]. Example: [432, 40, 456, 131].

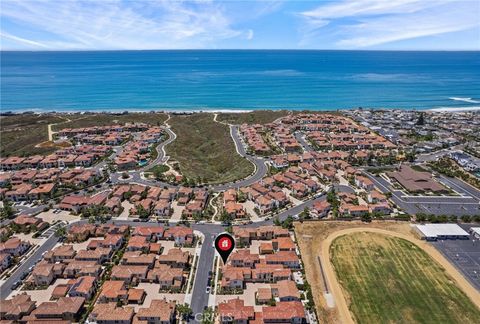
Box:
[2, 49, 480, 53]
[2, 106, 479, 115]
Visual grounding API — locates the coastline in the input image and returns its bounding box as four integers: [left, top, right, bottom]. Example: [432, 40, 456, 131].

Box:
[428, 106, 480, 112]
[1, 106, 479, 115]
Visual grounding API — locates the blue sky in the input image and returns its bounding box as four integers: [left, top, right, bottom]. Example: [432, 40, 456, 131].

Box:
[1, 0, 479, 50]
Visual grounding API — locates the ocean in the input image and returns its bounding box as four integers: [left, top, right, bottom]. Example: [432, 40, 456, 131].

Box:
[1, 50, 479, 112]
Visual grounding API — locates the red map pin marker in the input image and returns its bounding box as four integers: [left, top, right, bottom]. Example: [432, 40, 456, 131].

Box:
[215, 233, 235, 265]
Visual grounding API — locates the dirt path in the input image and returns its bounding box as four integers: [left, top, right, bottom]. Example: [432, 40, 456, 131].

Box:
[319, 227, 480, 324]
[46, 115, 85, 141]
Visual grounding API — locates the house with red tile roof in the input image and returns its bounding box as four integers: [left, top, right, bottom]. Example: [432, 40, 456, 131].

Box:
[5, 183, 33, 201]
[146, 264, 184, 291]
[64, 260, 101, 278]
[157, 248, 190, 269]
[89, 303, 134, 323]
[110, 265, 148, 285]
[121, 251, 156, 268]
[0, 293, 36, 321]
[339, 203, 369, 217]
[218, 298, 254, 324]
[264, 251, 300, 269]
[97, 281, 128, 304]
[135, 299, 176, 323]
[24, 297, 85, 322]
[224, 201, 246, 218]
[132, 226, 164, 241]
[68, 276, 97, 300]
[0, 237, 30, 257]
[262, 301, 306, 323]
[25, 183, 55, 201]
[310, 200, 331, 218]
[164, 226, 194, 246]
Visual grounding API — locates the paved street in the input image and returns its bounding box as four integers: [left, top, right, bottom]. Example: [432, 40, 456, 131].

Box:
[364, 172, 480, 216]
[294, 131, 314, 152]
[415, 144, 464, 163]
[0, 188, 327, 319]
[110, 124, 268, 192]
[0, 235, 59, 299]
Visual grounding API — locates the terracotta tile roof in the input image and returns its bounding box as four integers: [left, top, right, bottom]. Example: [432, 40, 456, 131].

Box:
[218, 298, 254, 321]
[135, 299, 175, 322]
[90, 303, 134, 322]
[262, 301, 305, 321]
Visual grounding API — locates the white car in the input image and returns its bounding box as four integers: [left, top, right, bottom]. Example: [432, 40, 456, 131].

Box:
[206, 287, 211, 294]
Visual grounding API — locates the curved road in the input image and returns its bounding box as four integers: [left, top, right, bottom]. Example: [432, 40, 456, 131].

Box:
[111, 125, 268, 191]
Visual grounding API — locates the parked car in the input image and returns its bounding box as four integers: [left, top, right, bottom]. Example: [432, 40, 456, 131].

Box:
[11, 281, 21, 290]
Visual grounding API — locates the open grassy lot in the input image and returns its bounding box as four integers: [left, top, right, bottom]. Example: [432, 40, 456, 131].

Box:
[331, 232, 480, 324]
[216, 110, 291, 125]
[51, 112, 168, 131]
[0, 114, 65, 156]
[167, 113, 254, 184]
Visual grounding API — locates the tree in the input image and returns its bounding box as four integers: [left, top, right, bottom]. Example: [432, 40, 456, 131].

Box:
[219, 210, 233, 225]
[0, 200, 15, 219]
[282, 216, 294, 229]
[177, 303, 193, 320]
[361, 213, 372, 223]
[327, 188, 340, 211]
[55, 225, 67, 238]
[121, 172, 129, 179]
[461, 215, 472, 223]
[137, 205, 150, 219]
[415, 213, 427, 222]
[299, 207, 311, 220]
[201, 307, 214, 324]
[273, 216, 281, 226]
[416, 112, 425, 126]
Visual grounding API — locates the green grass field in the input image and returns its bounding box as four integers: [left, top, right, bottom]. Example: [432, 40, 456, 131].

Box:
[330, 232, 480, 324]
[167, 113, 254, 184]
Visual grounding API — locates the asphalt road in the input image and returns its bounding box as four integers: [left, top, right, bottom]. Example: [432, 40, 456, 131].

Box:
[138, 127, 177, 172]
[189, 232, 215, 320]
[294, 131, 314, 152]
[0, 188, 326, 311]
[0, 234, 59, 299]
[415, 144, 464, 163]
[364, 172, 480, 216]
[110, 125, 268, 192]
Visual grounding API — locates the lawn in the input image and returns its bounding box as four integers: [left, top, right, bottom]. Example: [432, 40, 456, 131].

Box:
[0, 114, 65, 156]
[330, 232, 480, 324]
[167, 113, 254, 184]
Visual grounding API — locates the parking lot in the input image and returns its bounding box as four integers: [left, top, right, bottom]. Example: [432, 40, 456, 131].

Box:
[431, 226, 480, 291]
[364, 172, 480, 216]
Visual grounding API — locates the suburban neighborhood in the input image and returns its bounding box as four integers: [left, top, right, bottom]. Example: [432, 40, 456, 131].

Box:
[1, 110, 479, 323]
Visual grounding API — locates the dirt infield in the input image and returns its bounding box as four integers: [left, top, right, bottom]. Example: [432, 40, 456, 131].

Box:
[294, 221, 480, 324]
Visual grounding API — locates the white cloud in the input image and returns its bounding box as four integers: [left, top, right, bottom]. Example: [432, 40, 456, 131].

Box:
[299, 0, 480, 48]
[0, 0, 248, 50]
[0, 31, 49, 48]
[246, 29, 254, 40]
